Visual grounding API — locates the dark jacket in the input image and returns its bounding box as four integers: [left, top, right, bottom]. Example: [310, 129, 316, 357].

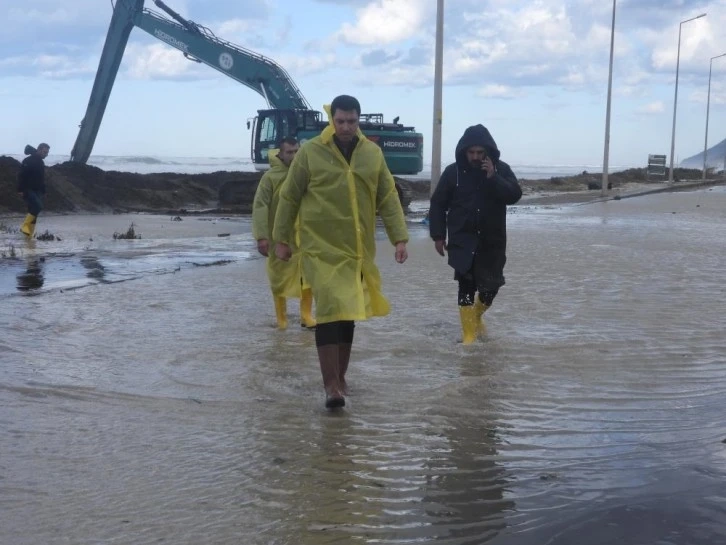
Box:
[17, 154, 47, 194]
[429, 124, 521, 286]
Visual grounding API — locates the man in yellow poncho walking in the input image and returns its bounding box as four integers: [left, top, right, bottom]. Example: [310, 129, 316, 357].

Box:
[273, 95, 409, 409]
[252, 137, 316, 330]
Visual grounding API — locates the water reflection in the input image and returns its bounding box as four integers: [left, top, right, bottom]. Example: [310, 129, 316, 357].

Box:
[16, 257, 45, 293]
[296, 385, 514, 543]
[300, 416, 377, 545]
[425, 422, 512, 543]
[424, 355, 514, 543]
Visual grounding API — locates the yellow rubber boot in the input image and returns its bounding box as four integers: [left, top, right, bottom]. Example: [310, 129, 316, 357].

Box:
[20, 214, 36, 237]
[300, 288, 316, 328]
[474, 298, 490, 337]
[459, 305, 479, 345]
[28, 215, 37, 238]
[274, 296, 288, 330]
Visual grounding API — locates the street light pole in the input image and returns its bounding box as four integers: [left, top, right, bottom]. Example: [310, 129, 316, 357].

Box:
[601, 0, 617, 197]
[702, 52, 726, 180]
[430, 0, 444, 197]
[668, 13, 706, 184]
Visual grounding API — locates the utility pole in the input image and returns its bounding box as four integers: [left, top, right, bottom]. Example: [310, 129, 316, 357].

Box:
[669, 13, 706, 183]
[702, 53, 726, 180]
[601, 0, 617, 197]
[430, 0, 444, 197]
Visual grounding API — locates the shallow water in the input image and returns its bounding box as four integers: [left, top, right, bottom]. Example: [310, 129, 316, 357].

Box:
[2, 188, 726, 544]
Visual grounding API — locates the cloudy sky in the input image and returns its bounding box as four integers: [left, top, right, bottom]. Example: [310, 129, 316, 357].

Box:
[1, 0, 725, 169]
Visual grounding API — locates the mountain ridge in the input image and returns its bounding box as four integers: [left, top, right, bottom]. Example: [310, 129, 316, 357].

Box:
[681, 136, 726, 170]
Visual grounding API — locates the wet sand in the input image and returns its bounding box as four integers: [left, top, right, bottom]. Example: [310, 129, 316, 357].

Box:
[1, 187, 726, 544]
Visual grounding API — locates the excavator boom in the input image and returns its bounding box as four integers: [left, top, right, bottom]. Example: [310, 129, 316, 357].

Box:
[135, 6, 309, 110]
[70, 0, 309, 163]
[69, 0, 423, 174]
[70, 0, 143, 163]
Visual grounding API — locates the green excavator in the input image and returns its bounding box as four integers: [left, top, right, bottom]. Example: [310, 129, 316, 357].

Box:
[70, 0, 424, 175]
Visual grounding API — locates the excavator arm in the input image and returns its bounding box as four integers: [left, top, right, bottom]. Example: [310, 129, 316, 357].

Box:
[70, 0, 310, 163]
[70, 0, 143, 163]
[136, 2, 310, 109]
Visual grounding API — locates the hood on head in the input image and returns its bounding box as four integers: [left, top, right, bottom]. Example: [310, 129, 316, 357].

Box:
[320, 103, 365, 144]
[267, 148, 283, 168]
[455, 124, 500, 165]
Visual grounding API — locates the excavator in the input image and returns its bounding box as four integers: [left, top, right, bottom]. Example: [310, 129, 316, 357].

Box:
[70, 0, 424, 175]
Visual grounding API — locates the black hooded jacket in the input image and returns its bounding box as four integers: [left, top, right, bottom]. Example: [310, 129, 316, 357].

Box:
[17, 153, 47, 194]
[429, 124, 521, 278]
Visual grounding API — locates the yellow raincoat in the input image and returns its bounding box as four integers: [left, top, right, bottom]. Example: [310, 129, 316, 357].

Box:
[273, 116, 409, 324]
[252, 150, 305, 298]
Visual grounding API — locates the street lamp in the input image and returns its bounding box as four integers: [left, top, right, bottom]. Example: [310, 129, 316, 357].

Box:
[601, 0, 617, 197]
[702, 52, 726, 180]
[430, 0, 444, 196]
[668, 12, 706, 184]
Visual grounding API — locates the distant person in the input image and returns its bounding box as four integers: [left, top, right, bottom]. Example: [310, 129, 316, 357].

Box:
[273, 94, 409, 409]
[252, 137, 315, 330]
[17, 143, 50, 238]
[429, 124, 521, 344]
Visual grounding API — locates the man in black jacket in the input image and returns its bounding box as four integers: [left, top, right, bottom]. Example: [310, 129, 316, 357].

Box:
[17, 143, 50, 238]
[429, 125, 521, 344]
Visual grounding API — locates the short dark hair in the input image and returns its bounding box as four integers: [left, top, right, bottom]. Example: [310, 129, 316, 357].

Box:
[278, 137, 298, 148]
[37, 143, 50, 150]
[331, 95, 361, 116]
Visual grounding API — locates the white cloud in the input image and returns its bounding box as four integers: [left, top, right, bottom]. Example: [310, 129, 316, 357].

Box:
[451, 1, 580, 83]
[394, 0, 723, 97]
[123, 43, 205, 79]
[584, 23, 612, 50]
[558, 69, 586, 86]
[0, 53, 97, 78]
[4, 1, 108, 25]
[477, 84, 520, 99]
[709, 87, 726, 106]
[7, 7, 75, 23]
[216, 19, 254, 36]
[650, 14, 723, 71]
[335, 0, 429, 46]
[636, 101, 665, 114]
[274, 53, 338, 77]
[0, 56, 25, 68]
[449, 40, 508, 77]
[358, 64, 431, 86]
[690, 78, 726, 105]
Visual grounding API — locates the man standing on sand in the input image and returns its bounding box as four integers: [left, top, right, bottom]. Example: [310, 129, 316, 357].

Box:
[17, 143, 50, 238]
[429, 124, 521, 344]
[273, 94, 409, 409]
[252, 137, 316, 330]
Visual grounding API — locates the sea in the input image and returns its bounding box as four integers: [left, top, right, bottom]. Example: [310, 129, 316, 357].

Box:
[3, 153, 638, 180]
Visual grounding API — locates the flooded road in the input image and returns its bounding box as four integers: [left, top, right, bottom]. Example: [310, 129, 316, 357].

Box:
[2, 188, 726, 544]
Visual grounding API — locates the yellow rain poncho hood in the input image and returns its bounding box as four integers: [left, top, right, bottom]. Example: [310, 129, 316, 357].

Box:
[252, 149, 306, 298]
[272, 105, 409, 324]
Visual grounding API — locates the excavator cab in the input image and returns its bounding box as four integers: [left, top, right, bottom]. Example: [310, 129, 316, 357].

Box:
[251, 109, 324, 169]
[250, 108, 423, 175]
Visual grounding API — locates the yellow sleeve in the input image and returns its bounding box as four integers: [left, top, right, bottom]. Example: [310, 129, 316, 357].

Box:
[251, 173, 273, 241]
[273, 148, 310, 245]
[376, 155, 409, 245]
